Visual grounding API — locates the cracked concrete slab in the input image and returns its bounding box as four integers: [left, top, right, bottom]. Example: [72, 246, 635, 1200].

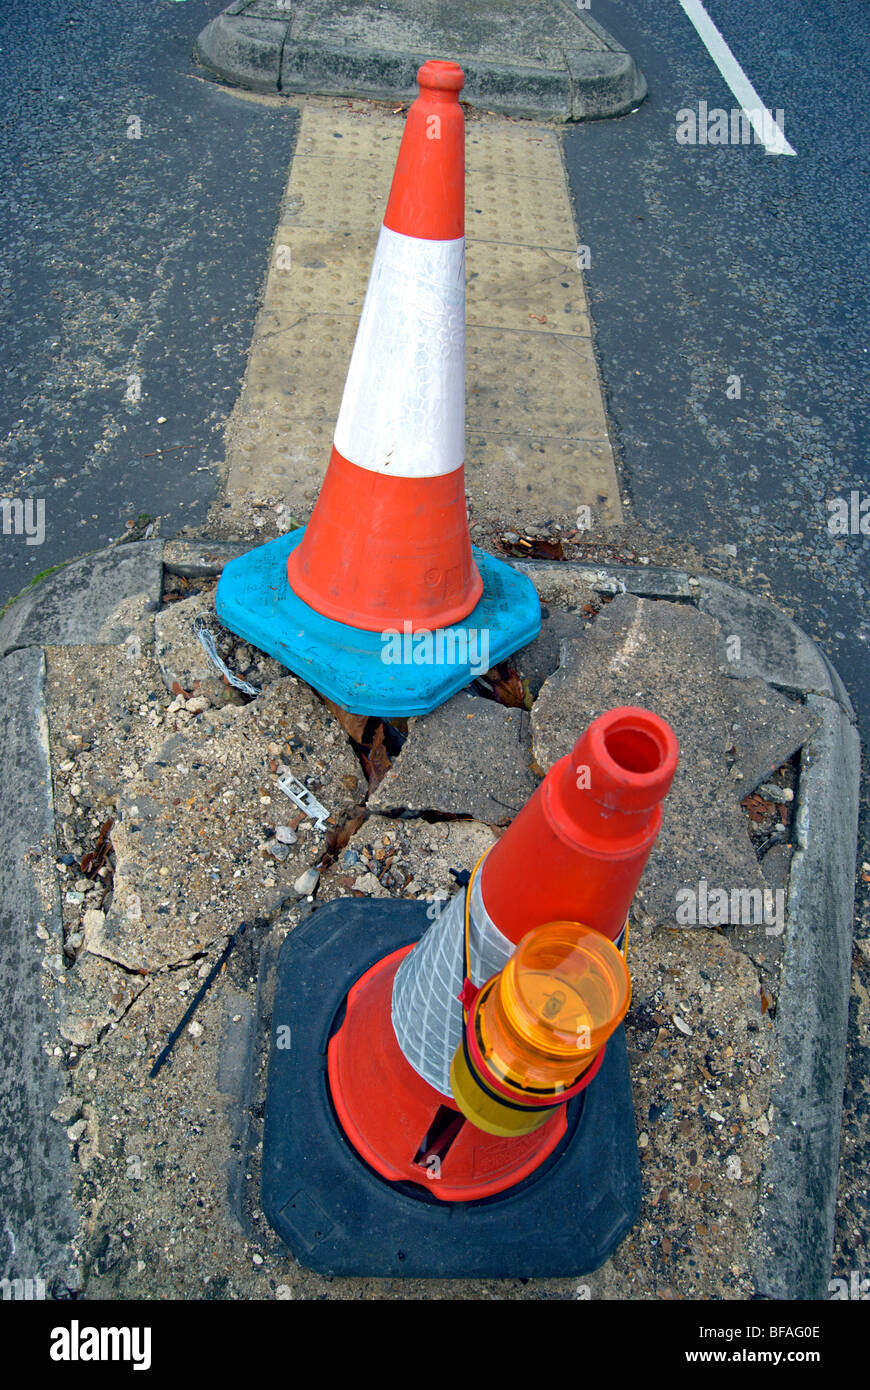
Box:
[511, 562, 602, 611]
[57, 952, 148, 1049]
[370, 691, 538, 824]
[45, 646, 366, 974]
[697, 576, 852, 711]
[514, 603, 590, 700]
[531, 594, 784, 925]
[723, 677, 820, 794]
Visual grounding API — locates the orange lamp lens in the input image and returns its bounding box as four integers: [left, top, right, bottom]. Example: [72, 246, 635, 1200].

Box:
[476, 922, 632, 1094]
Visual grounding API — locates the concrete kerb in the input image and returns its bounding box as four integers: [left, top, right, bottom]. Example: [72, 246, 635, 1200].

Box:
[193, 1, 647, 123]
[0, 540, 859, 1298]
[0, 648, 78, 1296]
[0, 540, 166, 1294]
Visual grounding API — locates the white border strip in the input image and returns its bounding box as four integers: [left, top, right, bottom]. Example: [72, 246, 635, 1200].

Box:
[677, 0, 797, 157]
[335, 224, 466, 479]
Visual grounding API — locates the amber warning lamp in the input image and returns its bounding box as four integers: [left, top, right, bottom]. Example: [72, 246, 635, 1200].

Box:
[451, 922, 632, 1137]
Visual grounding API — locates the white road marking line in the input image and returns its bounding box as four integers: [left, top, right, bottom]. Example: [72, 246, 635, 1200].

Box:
[677, 0, 797, 156]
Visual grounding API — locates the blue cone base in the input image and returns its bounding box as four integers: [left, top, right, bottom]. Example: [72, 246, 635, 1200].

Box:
[215, 528, 541, 717]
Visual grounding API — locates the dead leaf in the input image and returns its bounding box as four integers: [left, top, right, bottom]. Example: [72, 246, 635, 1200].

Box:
[324, 809, 368, 856]
[498, 535, 531, 557]
[741, 793, 775, 823]
[360, 724, 391, 791]
[529, 538, 564, 560]
[498, 534, 564, 561]
[478, 662, 526, 708]
[80, 818, 115, 877]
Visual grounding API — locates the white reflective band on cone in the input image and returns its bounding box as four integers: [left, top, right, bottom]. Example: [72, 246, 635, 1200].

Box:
[334, 224, 466, 479]
[392, 868, 513, 1096]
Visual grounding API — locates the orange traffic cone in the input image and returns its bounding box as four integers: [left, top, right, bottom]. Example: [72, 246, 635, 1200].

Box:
[287, 59, 480, 633]
[216, 59, 540, 716]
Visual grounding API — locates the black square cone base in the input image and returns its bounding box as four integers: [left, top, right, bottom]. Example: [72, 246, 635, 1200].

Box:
[262, 899, 641, 1278]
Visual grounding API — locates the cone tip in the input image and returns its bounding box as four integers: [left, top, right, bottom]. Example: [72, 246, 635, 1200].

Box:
[417, 60, 465, 94]
[581, 706, 680, 799]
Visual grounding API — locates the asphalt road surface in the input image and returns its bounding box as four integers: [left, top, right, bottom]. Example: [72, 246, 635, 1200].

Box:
[563, 0, 868, 1288]
[0, 0, 297, 603]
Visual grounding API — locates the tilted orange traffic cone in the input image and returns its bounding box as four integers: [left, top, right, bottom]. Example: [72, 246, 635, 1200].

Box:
[327, 706, 679, 1198]
[392, 706, 680, 1095]
[262, 706, 679, 1272]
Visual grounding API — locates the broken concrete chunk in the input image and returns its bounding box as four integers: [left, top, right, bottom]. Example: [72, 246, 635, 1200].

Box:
[0, 541, 163, 656]
[81, 909, 106, 952]
[293, 868, 319, 897]
[162, 539, 250, 579]
[267, 840, 292, 862]
[532, 594, 767, 924]
[51, 1096, 82, 1126]
[351, 871, 389, 898]
[515, 605, 588, 698]
[514, 564, 600, 612]
[722, 679, 819, 793]
[371, 691, 539, 824]
[57, 953, 148, 1048]
[77, 677, 362, 972]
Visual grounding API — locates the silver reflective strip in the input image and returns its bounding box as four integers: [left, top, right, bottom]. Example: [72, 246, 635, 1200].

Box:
[466, 868, 514, 983]
[391, 858, 514, 1095]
